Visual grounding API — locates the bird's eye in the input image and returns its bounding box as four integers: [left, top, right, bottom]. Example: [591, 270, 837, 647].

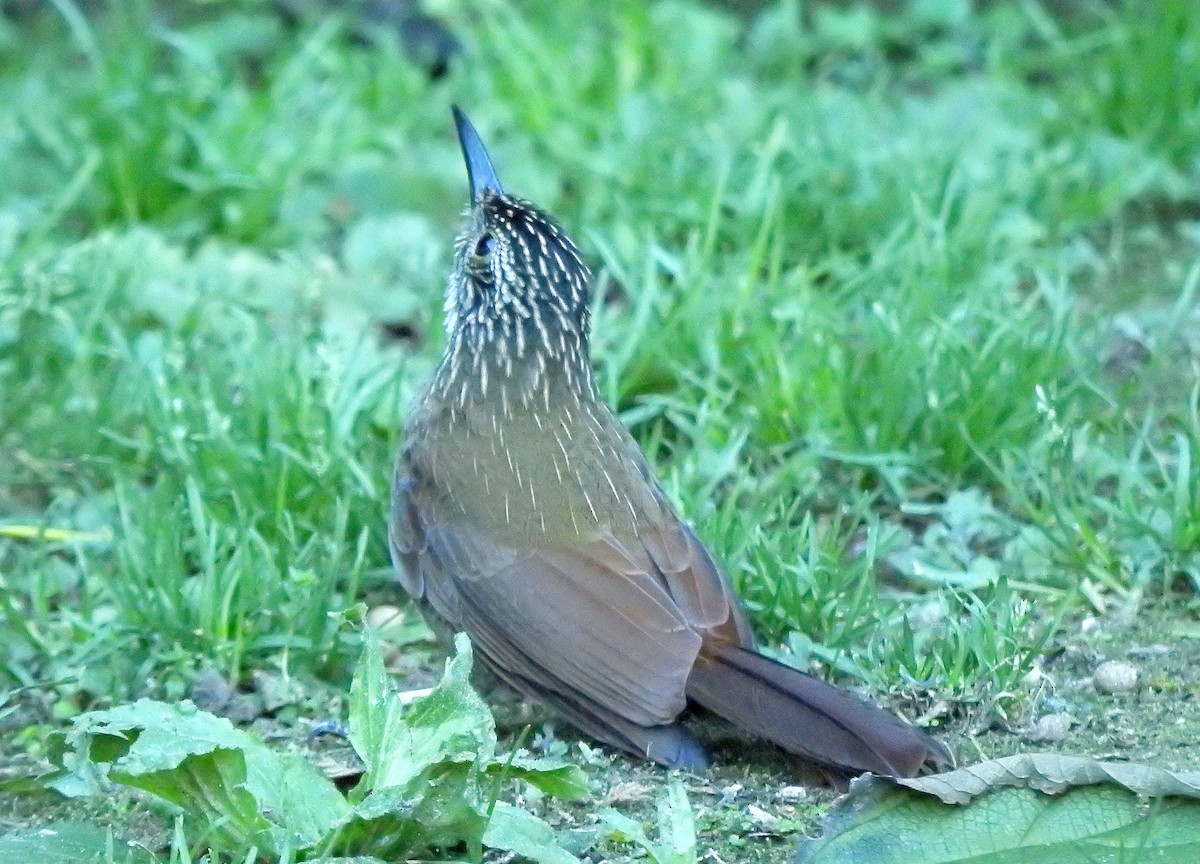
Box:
[473, 232, 495, 260]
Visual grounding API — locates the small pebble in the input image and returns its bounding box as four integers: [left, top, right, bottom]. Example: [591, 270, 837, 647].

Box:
[1028, 713, 1072, 742]
[224, 692, 266, 724]
[716, 782, 742, 807]
[252, 671, 305, 712]
[746, 803, 778, 830]
[1094, 660, 1138, 693]
[365, 604, 405, 631]
[776, 785, 807, 802]
[189, 668, 233, 714]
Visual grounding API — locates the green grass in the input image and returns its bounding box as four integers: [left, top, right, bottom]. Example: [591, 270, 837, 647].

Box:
[2, 0, 1200, 860]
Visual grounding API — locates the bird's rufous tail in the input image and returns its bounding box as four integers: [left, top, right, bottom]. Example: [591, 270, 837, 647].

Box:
[686, 645, 952, 778]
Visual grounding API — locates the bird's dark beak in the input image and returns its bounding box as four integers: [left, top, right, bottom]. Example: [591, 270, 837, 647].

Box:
[452, 106, 503, 200]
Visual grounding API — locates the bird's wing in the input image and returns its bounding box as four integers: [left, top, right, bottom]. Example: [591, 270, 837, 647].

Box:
[635, 485, 758, 652]
[392, 449, 753, 728]
[419, 508, 702, 725]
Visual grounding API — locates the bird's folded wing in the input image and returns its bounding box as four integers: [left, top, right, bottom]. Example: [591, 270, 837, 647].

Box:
[424, 512, 702, 725]
[636, 488, 758, 651]
[392, 460, 755, 727]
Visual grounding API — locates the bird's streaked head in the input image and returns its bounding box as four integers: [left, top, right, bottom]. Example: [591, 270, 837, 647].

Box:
[443, 108, 591, 365]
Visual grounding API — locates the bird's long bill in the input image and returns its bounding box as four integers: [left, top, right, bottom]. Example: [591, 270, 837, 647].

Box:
[452, 106, 504, 200]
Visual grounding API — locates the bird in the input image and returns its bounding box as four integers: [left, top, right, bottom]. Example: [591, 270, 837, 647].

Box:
[388, 106, 953, 778]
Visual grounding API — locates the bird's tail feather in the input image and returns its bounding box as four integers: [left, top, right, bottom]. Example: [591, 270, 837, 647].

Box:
[686, 646, 951, 778]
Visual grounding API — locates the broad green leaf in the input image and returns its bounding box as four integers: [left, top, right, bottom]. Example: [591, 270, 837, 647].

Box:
[341, 633, 585, 861]
[487, 752, 589, 801]
[50, 699, 350, 854]
[0, 822, 157, 864]
[350, 631, 496, 794]
[345, 628, 396, 792]
[346, 771, 487, 856]
[797, 756, 1200, 864]
[482, 801, 579, 864]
